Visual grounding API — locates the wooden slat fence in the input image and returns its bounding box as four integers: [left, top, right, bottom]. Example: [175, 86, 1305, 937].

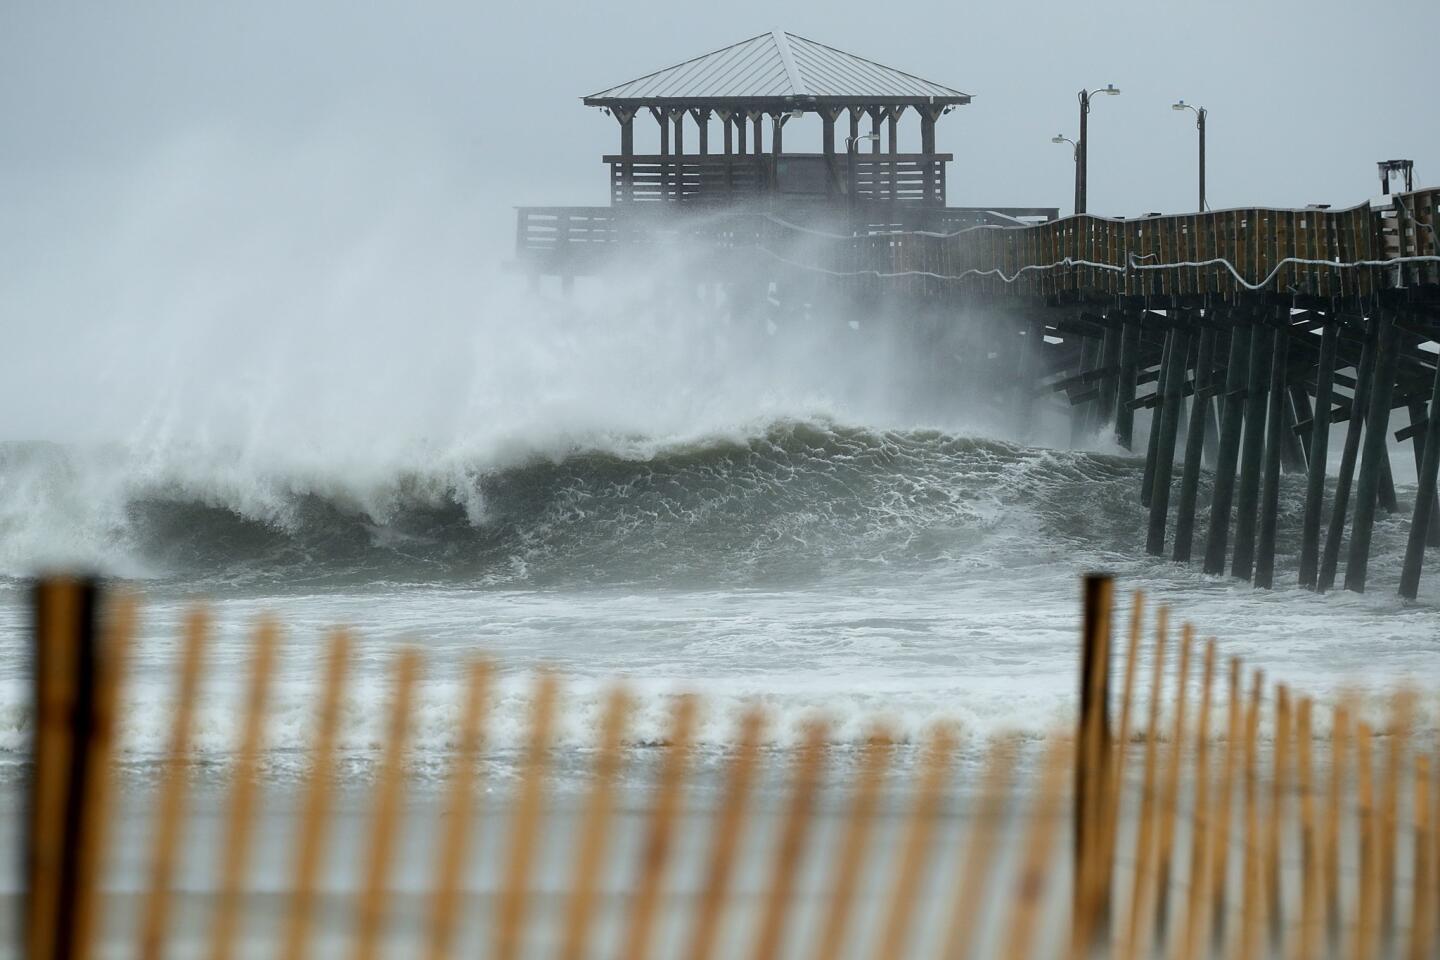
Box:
[19, 575, 1440, 960]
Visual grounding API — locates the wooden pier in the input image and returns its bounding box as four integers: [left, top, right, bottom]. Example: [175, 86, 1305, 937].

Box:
[516, 31, 1440, 600]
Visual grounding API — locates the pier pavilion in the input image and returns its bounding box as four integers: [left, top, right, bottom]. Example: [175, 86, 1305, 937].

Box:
[515, 31, 1057, 278]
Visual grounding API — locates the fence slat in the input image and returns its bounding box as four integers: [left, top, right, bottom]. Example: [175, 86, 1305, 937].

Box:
[137, 608, 209, 960]
[208, 619, 279, 960]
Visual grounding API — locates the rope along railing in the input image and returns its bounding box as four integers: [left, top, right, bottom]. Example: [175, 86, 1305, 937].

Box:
[757, 195, 1440, 298]
[20, 576, 1438, 960]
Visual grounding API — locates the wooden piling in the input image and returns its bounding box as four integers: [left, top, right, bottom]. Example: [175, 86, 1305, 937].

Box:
[1232, 315, 1273, 580]
[1073, 336, 1102, 448]
[1115, 315, 1141, 449]
[1142, 332, 1174, 509]
[1098, 322, 1121, 428]
[1404, 397, 1440, 547]
[1173, 326, 1218, 562]
[1400, 344, 1440, 598]
[1255, 325, 1290, 588]
[1320, 318, 1379, 592]
[1203, 323, 1254, 575]
[1298, 320, 1338, 588]
[1148, 327, 1191, 555]
[1345, 309, 1401, 593]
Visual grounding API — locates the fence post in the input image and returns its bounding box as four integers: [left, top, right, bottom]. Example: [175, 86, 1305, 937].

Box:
[1076, 573, 1114, 948]
[27, 578, 102, 960]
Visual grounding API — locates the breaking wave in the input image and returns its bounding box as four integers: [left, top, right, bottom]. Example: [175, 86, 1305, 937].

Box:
[0, 419, 1142, 590]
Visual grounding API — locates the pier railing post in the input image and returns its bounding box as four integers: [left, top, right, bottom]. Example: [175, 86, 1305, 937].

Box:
[1400, 343, 1440, 599]
[1203, 322, 1253, 575]
[1345, 310, 1401, 593]
[1298, 320, 1338, 588]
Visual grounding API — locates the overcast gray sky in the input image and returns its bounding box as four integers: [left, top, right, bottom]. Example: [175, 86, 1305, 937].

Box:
[4, 1, 1438, 284]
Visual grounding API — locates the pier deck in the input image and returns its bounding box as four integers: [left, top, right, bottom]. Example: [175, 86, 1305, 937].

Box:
[515, 189, 1440, 599]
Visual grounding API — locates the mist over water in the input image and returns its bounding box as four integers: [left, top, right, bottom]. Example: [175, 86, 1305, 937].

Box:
[2, 126, 1438, 786]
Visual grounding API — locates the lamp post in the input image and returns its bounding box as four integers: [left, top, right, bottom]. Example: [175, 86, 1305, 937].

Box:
[1172, 100, 1207, 212]
[1052, 134, 1079, 216]
[846, 132, 880, 228]
[1076, 83, 1121, 214]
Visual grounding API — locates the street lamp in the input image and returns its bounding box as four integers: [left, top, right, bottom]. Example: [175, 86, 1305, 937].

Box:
[1172, 99, 1207, 212]
[846, 132, 880, 224]
[1052, 134, 1079, 216]
[1076, 83, 1121, 214]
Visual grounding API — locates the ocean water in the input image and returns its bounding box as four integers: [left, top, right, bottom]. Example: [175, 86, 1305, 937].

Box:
[2, 267, 1438, 790]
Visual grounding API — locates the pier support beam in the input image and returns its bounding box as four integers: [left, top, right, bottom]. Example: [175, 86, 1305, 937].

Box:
[1203, 323, 1253, 575]
[1319, 319, 1378, 592]
[1345, 310, 1401, 593]
[1147, 325, 1191, 555]
[1114, 316, 1140, 450]
[1232, 316, 1273, 581]
[1400, 345, 1440, 599]
[1071, 336, 1100, 448]
[1173, 325, 1218, 562]
[1405, 398, 1440, 547]
[1141, 334, 1172, 509]
[1255, 326, 1290, 588]
[1298, 320, 1338, 589]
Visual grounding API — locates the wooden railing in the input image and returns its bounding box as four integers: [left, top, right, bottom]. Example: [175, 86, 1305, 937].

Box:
[514, 191, 1440, 298]
[604, 153, 950, 206]
[20, 575, 1440, 959]
[786, 192, 1440, 299]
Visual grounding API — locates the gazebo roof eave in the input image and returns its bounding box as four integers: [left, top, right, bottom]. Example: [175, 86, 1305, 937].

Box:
[581, 94, 973, 111]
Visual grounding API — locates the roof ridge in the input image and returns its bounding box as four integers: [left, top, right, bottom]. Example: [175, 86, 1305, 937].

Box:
[784, 33, 968, 99]
[582, 32, 772, 101]
[770, 30, 807, 98]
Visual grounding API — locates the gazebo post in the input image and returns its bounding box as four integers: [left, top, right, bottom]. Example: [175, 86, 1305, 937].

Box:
[920, 105, 941, 205]
[692, 108, 710, 155]
[617, 107, 636, 203]
[887, 105, 900, 206]
[751, 112, 764, 193]
[673, 110, 685, 201]
[821, 107, 839, 198]
[651, 107, 670, 200]
[848, 106, 863, 209]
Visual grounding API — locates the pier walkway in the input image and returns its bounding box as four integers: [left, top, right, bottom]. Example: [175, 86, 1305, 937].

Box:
[517, 189, 1440, 600]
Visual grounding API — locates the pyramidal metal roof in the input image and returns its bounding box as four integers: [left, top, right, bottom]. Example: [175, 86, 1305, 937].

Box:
[583, 31, 971, 108]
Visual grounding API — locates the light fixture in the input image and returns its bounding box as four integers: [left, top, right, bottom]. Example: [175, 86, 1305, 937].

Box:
[861, 132, 879, 141]
[789, 107, 804, 119]
[1171, 99, 1188, 111]
[1051, 134, 1067, 144]
[1099, 83, 1121, 96]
